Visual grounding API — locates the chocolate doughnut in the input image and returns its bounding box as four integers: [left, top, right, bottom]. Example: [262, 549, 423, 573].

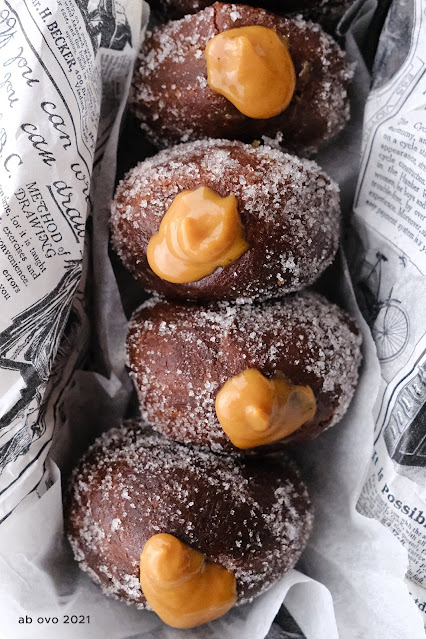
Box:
[151, 0, 351, 35]
[66, 423, 313, 626]
[126, 292, 362, 453]
[111, 139, 340, 302]
[131, 3, 352, 154]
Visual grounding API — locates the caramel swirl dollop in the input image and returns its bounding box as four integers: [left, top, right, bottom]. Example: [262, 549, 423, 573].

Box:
[215, 369, 316, 449]
[205, 26, 296, 119]
[147, 186, 248, 284]
[139, 533, 237, 628]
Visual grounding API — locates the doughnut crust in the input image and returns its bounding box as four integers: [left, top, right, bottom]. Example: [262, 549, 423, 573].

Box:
[66, 423, 313, 607]
[111, 139, 341, 302]
[152, 0, 316, 21]
[127, 292, 362, 452]
[152, 0, 351, 35]
[131, 3, 352, 154]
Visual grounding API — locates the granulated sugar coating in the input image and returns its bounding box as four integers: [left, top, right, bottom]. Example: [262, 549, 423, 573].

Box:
[127, 291, 362, 452]
[111, 139, 340, 302]
[66, 423, 313, 609]
[131, 2, 352, 154]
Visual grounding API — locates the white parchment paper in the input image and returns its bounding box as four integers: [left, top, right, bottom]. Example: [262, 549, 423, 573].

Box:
[0, 0, 424, 637]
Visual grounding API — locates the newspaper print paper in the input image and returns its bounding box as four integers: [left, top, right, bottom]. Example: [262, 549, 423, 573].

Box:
[0, 0, 141, 520]
[351, 0, 426, 623]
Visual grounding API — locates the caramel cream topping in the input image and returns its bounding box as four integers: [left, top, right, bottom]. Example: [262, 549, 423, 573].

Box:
[147, 186, 248, 284]
[139, 533, 237, 629]
[215, 369, 316, 449]
[205, 26, 296, 119]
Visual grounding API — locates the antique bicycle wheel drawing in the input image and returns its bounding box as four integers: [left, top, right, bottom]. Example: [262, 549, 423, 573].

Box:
[371, 296, 409, 361]
[357, 251, 409, 363]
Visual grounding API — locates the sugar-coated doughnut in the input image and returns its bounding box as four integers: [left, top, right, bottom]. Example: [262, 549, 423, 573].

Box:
[131, 3, 352, 154]
[126, 292, 362, 452]
[111, 139, 340, 302]
[66, 423, 313, 621]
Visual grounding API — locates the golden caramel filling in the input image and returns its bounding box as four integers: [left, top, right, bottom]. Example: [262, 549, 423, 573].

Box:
[147, 186, 248, 284]
[139, 533, 237, 629]
[215, 369, 316, 449]
[205, 26, 296, 119]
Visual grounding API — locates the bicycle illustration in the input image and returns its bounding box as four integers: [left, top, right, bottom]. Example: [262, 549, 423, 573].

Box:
[357, 252, 409, 362]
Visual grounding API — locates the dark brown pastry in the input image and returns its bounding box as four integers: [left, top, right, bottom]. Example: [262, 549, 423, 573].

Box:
[150, 0, 351, 35]
[131, 3, 352, 154]
[111, 139, 341, 302]
[126, 292, 362, 453]
[66, 422, 313, 612]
